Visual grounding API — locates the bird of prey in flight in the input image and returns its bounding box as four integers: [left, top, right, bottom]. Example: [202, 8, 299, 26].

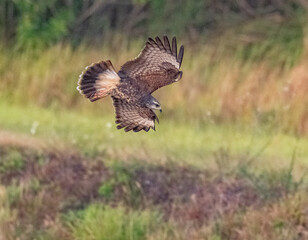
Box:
[77, 36, 184, 132]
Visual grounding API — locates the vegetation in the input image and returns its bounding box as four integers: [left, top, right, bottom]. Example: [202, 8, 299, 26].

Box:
[70, 205, 160, 240]
[0, 141, 307, 239]
[0, 0, 308, 239]
[1, 0, 306, 47]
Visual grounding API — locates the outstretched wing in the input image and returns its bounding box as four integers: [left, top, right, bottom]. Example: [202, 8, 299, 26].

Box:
[119, 36, 184, 93]
[112, 97, 159, 132]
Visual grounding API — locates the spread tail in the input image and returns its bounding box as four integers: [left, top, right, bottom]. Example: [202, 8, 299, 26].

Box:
[77, 60, 120, 102]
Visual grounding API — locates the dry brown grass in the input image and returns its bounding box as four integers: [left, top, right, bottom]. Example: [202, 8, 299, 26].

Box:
[0, 130, 45, 151]
[1, 35, 308, 135]
[0, 143, 108, 239]
[0, 135, 307, 240]
[220, 193, 308, 240]
[148, 193, 308, 240]
[178, 42, 308, 135]
[0, 186, 16, 240]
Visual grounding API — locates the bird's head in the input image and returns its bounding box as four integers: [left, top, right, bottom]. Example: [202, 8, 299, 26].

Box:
[145, 98, 162, 112]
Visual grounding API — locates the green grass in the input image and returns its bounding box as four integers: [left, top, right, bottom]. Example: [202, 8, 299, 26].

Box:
[0, 102, 307, 239]
[69, 205, 160, 240]
[0, 18, 308, 239]
[0, 142, 307, 240]
[0, 101, 307, 171]
[0, 149, 24, 173]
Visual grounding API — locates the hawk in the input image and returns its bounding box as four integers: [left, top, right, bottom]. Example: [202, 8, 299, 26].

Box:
[77, 36, 184, 132]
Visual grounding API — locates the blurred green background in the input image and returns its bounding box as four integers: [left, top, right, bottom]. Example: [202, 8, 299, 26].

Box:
[0, 1, 308, 239]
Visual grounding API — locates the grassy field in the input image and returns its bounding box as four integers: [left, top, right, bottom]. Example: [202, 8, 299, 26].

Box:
[0, 100, 307, 239]
[1, 31, 307, 135]
[1, 101, 308, 169]
[1, 22, 308, 239]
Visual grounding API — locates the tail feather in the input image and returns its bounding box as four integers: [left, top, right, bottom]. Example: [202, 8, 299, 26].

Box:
[77, 60, 120, 102]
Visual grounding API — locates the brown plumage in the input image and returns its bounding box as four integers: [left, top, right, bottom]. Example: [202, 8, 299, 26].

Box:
[77, 36, 184, 132]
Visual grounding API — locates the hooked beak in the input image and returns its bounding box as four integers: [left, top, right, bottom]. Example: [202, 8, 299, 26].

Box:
[175, 71, 183, 82]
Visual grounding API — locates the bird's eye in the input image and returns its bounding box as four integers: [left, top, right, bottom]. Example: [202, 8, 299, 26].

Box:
[155, 104, 159, 107]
